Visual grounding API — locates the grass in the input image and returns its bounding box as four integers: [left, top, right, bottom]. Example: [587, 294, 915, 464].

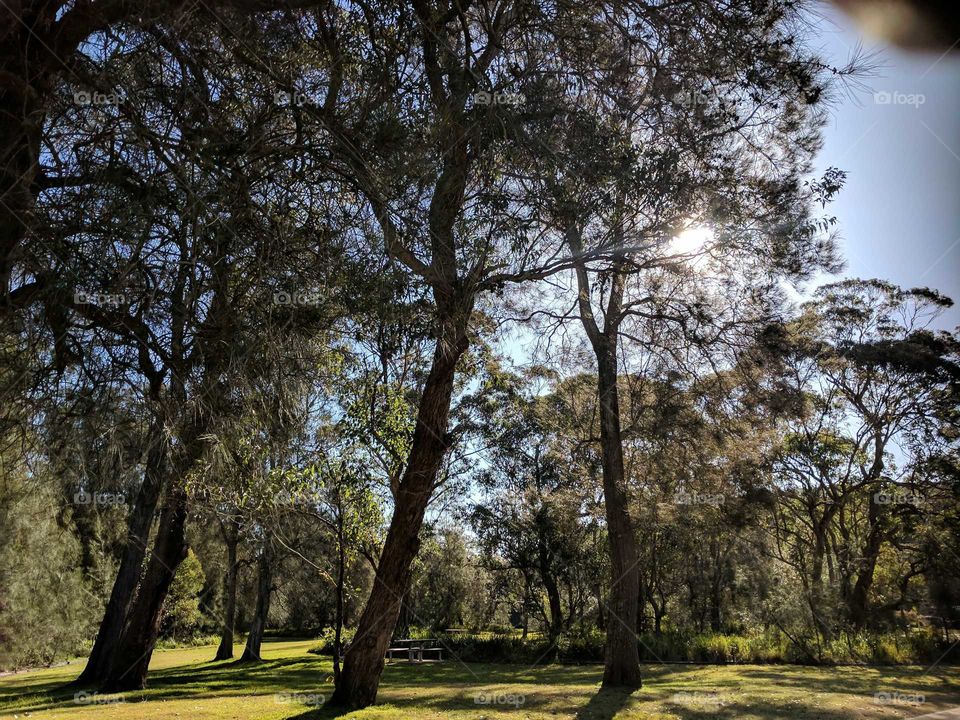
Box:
[1, 639, 958, 719]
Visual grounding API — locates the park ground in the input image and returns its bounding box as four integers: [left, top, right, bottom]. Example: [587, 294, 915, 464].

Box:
[1, 639, 958, 720]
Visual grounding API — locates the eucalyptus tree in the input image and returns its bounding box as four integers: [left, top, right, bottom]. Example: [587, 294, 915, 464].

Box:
[767, 280, 959, 635]
[19, 20, 349, 688]
[0, 0, 327, 323]
[520, 0, 856, 684]
[227, 1, 679, 706]
[468, 371, 601, 642]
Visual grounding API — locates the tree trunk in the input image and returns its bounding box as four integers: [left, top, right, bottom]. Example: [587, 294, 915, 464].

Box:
[848, 499, 885, 629]
[537, 531, 563, 641]
[709, 539, 722, 632]
[74, 431, 167, 685]
[241, 537, 273, 662]
[330, 312, 468, 709]
[332, 515, 346, 682]
[594, 343, 642, 688]
[809, 528, 833, 642]
[101, 480, 190, 691]
[214, 516, 241, 661]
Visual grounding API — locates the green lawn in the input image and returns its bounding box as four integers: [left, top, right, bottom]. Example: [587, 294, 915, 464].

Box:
[1, 639, 957, 719]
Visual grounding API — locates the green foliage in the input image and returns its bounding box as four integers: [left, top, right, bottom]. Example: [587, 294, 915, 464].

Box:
[0, 468, 96, 669]
[307, 626, 357, 655]
[160, 550, 206, 642]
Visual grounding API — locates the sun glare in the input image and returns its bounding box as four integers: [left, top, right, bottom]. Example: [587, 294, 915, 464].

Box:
[669, 225, 715, 256]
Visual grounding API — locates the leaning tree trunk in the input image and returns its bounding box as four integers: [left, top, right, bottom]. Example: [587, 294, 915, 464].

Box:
[101, 481, 190, 691]
[214, 516, 241, 661]
[330, 311, 469, 709]
[240, 537, 274, 662]
[594, 344, 642, 688]
[75, 430, 167, 685]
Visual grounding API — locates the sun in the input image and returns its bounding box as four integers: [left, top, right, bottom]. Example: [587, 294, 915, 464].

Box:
[669, 225, 715, 257]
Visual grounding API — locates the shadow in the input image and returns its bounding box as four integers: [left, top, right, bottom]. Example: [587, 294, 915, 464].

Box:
[575, 686, 635, 720]
[3, 648, 958, 719]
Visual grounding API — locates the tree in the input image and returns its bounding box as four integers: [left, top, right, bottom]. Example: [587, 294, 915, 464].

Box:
[524, 0, 852, 684]
[765, 279, 959, 639]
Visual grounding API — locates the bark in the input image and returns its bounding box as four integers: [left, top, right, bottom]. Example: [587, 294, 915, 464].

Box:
[74, 429, 167, 685]
[569, 242, 641, 688]
[536, 524, 563, 641]
[808, 523, 834, 642]
[330, 310, 469, 709]
[241, 537, 274, 662]
[595, 345, 642, 687]
[101, 480, 190, 691]
[214, 516, 241, 661]
[848, 499, 885, 628]
[332, 515, 346, 682]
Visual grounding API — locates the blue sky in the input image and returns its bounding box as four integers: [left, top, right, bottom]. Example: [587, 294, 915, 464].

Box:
[812, 5, 960, 329]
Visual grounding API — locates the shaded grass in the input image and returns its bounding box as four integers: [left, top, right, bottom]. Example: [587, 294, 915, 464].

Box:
[0, 639, 957, 719]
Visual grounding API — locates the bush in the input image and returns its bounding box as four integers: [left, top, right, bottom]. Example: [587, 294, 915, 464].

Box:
[159, 550, 206, 642]
[308, 626, 357, 655]
[307, 626, 957, 666]
[0, 474, 97, 670]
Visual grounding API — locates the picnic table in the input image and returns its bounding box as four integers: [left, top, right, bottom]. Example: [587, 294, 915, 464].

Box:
[384, 638, 444, 662]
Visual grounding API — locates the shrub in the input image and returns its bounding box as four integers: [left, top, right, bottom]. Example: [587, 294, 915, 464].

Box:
[159, 550, 206, 642]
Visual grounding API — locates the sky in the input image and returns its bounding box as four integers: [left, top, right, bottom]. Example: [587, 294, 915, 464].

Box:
[812, 4, 960, 329]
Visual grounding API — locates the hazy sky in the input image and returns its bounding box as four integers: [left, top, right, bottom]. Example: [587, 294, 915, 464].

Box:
[812, 4, 960, 329]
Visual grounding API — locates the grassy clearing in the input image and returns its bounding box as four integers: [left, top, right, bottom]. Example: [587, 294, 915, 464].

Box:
[1, 639, 957, 719]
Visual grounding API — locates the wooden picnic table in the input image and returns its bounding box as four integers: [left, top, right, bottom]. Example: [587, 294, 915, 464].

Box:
[384, 638, 444, 662]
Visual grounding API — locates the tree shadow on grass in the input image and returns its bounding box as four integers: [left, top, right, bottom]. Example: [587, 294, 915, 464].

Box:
[574, 686, 636, 720]
[0, 654, 333, 716]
